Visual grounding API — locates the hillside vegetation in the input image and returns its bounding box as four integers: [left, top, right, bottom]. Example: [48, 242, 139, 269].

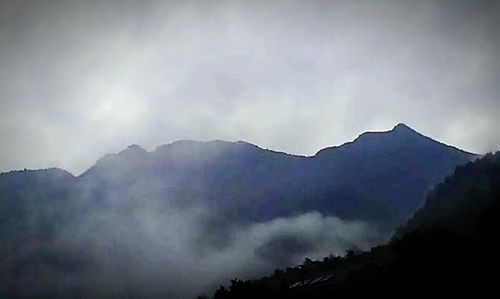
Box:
[208, 152, 500, 298]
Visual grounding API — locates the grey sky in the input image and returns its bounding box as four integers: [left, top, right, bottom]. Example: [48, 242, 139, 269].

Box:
[1, 0, 499, 175]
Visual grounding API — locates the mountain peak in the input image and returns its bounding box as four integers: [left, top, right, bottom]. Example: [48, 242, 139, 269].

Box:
[315, 123, 459, 157]
[86, 144, 148, 173]
[120, 144, 146, 153]
[353, 123, 422, 144]
[154, 139, 260, 153]
[391, 123, 416, 133]
[117, 144, 148, 158]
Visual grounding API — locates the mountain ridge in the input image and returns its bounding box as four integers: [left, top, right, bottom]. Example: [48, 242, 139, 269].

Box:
[67, 123, 477, 229]
[1, 123, 478, 228]
[80, 123, 476, 177]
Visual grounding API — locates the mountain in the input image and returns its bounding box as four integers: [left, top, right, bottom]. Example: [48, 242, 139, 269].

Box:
[0, 123, 478, 298]
[0, 123, 475, 231]
[0, 168, 76, 238]
[209, 152, 500, 299]
[76, 123, 476, 228]
[313, 123, 476, 221]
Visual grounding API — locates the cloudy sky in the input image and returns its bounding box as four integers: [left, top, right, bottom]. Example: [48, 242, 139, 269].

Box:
[1, 0, 499, 175]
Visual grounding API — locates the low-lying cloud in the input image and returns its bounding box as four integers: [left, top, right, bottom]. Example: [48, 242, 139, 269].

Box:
[5, 193, 382, 298]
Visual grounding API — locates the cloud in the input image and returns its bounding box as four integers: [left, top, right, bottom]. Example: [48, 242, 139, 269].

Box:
[56, 201, 380, 298]
[0, 0, 499, 174]
[1, 176, 381, 298]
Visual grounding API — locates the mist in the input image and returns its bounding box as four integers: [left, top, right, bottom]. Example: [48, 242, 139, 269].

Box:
[2, 183, 380, 299]
[52, 190, 380, 298]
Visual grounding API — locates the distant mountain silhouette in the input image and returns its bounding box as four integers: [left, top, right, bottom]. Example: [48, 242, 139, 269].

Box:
[76, 123, 476, 228]
[0, 123, 477, 237]
[1, 124, 476, 230]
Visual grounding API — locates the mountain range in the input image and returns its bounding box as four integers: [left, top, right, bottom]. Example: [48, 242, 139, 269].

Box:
[1, 123, 476, 232]
[0, 123, 478, 298]
[76, 123, 475, 228]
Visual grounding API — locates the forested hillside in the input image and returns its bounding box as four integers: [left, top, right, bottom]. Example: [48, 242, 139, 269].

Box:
[209, 152, 500, 298]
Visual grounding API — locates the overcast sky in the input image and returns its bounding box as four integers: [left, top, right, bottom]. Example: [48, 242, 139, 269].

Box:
[1, 0, 499, 175]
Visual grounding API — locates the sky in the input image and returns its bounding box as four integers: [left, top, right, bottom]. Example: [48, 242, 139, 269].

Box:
[1, 0, 499, 175]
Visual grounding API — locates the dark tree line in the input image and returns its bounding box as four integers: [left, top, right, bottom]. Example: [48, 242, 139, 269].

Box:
[204, 152, 500, 299]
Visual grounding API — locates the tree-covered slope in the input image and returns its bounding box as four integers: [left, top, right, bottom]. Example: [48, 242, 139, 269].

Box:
[401, 152, 500, 236]
[209, 152, 500, 299]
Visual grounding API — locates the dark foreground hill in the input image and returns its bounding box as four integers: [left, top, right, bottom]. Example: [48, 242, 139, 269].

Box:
[209, 152, 500, 299]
